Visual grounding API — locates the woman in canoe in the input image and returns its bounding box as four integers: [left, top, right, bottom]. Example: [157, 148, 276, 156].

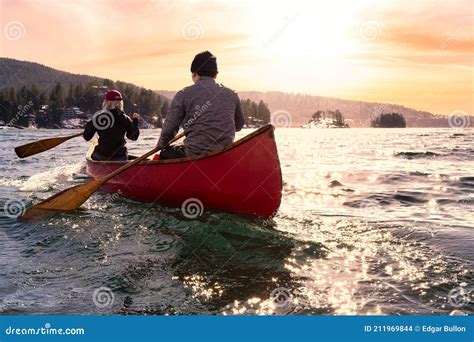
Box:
[83, 90, 140, 161]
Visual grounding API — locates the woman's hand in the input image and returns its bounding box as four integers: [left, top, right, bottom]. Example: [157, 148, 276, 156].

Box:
[132, 113, 141, 120]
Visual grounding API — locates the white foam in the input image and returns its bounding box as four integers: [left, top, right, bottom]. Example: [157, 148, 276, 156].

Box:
[19, 162, 84, 192]
[0, 178, 24, 188]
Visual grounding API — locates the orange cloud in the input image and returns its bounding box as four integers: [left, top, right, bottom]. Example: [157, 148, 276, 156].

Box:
[383, 30, 474, 52]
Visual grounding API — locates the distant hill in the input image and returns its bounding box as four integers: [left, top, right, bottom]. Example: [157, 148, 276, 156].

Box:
[157, 90, 449, 127]
[0, 58, 169, 128]
[0, 57, 168, 103]
[237, 91, 450, 127]
[0, 58, 450, 128]
[0, 58, 104, 92]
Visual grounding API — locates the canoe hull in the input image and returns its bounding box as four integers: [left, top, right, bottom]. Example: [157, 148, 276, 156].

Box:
[86, 125, 282, 217]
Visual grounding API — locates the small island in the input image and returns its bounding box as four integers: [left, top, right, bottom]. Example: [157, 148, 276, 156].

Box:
[303, 109, 349, 128]
[371, 112, 407, 128]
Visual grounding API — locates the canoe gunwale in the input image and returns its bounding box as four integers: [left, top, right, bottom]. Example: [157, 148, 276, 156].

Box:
[86, 124, 275, 165]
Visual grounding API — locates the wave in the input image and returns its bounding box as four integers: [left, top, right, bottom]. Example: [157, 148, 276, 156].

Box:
[379, 172, 429, 185]
[19, 162, 85, 192]
[393, 192, 428, 204]
[458, 177, 474, 189]
[409, 171, 430, 177]
[344, 191, 429, 209]
[395, 151, 441, 159]
[0, 177, 24, 188]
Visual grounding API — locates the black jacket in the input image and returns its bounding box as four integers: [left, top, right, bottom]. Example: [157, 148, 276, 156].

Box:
[83, 108, 139, 159]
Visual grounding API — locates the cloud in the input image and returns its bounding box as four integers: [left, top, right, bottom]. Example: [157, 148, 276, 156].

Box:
[353, 1, 473, 68]
[384, 30, 474, 53]
[1, 0, 473, 115]
[357, 1, 473, 53]
[68, 33, 250, 69]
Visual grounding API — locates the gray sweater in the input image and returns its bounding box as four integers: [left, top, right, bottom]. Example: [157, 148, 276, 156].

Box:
[158, 77, 245, 156]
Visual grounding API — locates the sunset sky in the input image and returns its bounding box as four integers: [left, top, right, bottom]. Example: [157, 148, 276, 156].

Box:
[1, 0, 473, 115]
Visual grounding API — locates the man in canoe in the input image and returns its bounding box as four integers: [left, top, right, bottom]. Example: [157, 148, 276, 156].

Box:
[157, 51, 245, 159]
[83, 89, 140, 161]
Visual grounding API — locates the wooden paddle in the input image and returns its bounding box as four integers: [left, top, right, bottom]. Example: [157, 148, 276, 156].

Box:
[20, 132, 185, 222]
[15, 133, 83, 158]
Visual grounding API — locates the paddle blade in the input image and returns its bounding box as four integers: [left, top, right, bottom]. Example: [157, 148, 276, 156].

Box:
[15, 134, 81, 158]
[20, 179, 104, 222]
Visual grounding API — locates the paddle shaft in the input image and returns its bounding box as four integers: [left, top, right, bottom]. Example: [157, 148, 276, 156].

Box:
[63, 132, 83, 139]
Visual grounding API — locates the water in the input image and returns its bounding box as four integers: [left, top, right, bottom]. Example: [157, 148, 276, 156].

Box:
[0, 127, 473, 315]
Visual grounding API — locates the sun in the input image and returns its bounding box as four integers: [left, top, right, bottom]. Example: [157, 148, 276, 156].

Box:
[245, 0, 375, 92]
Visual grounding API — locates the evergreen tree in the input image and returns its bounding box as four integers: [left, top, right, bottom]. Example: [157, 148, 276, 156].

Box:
[102, 79, 115, 88]
[239, 98, 271, 126]
[161, 101, 169, 118]
[257, 100, 271, 124]
[7, 87, 17, 122]
[18, 85, 28, 104]
[39, 91, 48, 106]
[49, 82, 65, 125]
[66, 83, 75, 107]
[371, 112, 406, 128]
[0, 91, 6, 122]
[29, 84, 41, 108]
[73, 83, 85, 100]
[334, 109, 344, 126]
[312, 111, 322, 121]
[252, 102, 258, 121]
[49, 82, 65, 109]
[82, 82, 102, 113]
[16, 85, 31, 126]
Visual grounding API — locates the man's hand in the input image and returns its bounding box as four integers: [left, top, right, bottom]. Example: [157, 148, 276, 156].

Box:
[132, 113, 141, 120]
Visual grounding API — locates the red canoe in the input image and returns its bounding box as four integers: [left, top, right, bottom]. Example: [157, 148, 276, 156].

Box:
[86, 125, 282, 217]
